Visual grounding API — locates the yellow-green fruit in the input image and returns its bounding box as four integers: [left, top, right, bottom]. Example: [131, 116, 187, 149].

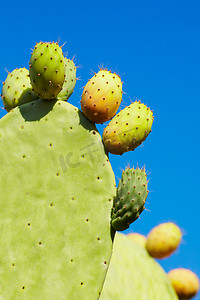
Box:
[146, 222, 182, 259]
[29, 42, 65, 100]
[81, 70, 122, 123]
[103, 101, 153, 155]
[1, 68, 39, 111]
[127, 233, 147, 247]
[168, 268, 199, 299]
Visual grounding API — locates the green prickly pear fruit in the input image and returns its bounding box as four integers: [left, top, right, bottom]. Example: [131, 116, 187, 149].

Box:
[57, 58, 76, 101]
[111, 167, 148, 231]
[103, 101, 153, 155]
[1, 68, 39, 111]
[127, 232, 147, 247]
[81, 70, 122, 123]
[168, 268, 199, 299]
[146, 222, 182, 259]
[29, 42, 65, 100]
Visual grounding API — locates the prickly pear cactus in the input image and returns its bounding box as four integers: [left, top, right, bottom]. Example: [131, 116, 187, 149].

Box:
[111, 167, 148, 231]
[1, 68, 39, 111]
[100, 233, 178, 300]
[103, 101, 153, 154]
[0, 40, 157, 299]
[0, 99, 116, 299]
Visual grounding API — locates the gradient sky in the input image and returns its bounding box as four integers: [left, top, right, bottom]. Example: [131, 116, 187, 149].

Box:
[1, 0, 200, 298]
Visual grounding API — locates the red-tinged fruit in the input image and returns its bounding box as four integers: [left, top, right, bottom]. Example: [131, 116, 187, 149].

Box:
[81, 70, 122, 123]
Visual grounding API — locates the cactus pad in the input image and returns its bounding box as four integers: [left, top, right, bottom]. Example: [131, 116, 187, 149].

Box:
[0, 100, 116, 299]
[100, 233, 178, 300]
[1, 68, 39, 111]
[111, 167, 148, 231]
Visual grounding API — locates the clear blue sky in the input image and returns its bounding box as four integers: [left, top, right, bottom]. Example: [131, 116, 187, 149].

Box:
[1, 0, 200, 298]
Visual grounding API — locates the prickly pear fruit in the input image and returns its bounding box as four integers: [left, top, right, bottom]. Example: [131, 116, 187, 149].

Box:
[29, 42, 65, 100]
[103, 101, 153, 155]
[146, 222, 182, 259]
[111, 167, 148, 231]
[127, 232, 147, 247]
[168, 268, 199, 299]
[1, 68, 38, 111]
[57, 58, 76, 101]
[81, 70, 122, 123]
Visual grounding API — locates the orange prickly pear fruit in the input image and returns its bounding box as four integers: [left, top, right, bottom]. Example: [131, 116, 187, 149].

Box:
[81, 70, 122, 123]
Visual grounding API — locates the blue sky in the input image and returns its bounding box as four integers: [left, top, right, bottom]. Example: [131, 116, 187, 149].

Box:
[1, 0, 200, 298]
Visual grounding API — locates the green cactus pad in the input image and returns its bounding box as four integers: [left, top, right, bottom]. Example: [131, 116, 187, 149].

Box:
[1, 68, 39, 111]
[103, 101, 153, 154]
[57, 58, 76, 101]
[0, 100, 116, 299]
[111, 167, 148, 231]
[29, 42, 65, 99]
[100, 233, 178, 300]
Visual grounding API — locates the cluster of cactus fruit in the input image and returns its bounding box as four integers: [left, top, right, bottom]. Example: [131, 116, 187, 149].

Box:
[0, 41, 199, 299]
